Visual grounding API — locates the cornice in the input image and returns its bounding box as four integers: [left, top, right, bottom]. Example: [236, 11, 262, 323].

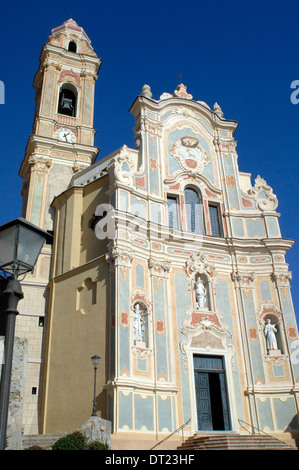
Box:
[33, 43, 102, 88]
[129, 94, 239, 135]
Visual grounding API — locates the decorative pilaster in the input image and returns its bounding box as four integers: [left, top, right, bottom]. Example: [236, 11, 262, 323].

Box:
[24, 156, 52, 227]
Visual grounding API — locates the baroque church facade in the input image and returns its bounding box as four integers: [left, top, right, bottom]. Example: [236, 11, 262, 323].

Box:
[12, 19, 299, 449]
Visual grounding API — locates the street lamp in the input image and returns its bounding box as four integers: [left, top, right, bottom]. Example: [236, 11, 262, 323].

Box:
[0, 217, 52, 450]
[91, 355, 101, 417]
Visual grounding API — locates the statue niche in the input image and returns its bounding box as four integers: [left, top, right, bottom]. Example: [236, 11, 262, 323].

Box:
[133, 302, 148, 347]
[264, 317, 282, 355]
[195, 274, 210, 310]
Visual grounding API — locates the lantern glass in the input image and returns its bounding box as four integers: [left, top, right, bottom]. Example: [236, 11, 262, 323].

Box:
[0, 218, 52, 277]
[91, 355, 101, 368]
[0, 225, 16, 273]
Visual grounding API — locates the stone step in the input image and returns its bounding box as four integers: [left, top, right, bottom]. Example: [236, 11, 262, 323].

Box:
[22, 433, 66, 450]
[177, 433, 297, 450]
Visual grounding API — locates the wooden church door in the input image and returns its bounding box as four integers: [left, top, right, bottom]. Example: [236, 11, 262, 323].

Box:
[194, 355, 231, 431]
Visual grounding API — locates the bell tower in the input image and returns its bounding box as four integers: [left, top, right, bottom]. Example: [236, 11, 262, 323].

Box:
[15, 22, 101, 434]
[19, 19, 102, 230]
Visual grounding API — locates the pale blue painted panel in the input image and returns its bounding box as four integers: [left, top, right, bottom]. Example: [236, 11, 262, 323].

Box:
[120, 191, 128, 211]
[151, 203, 161, 224]
[260, 280, 272, 302]
[246, 219, 266, 237]
[158, 396, 172, 432]
[119, 269, 130, 374]
[272, 364, 285, 377]
[241, 290, 265, 382]
[274, 397, 298, 431]
[154, 280, 168, 380]
[267, 217, 279, 236]
[257, 398, 274, 431]
[119, 392, 133, 429]
[232, 218, 244, 237]
[135, 395, 154, 431]
[137, 356, 148, 372]
[135, 263, 144, 289]
[130, 196, 147, 219]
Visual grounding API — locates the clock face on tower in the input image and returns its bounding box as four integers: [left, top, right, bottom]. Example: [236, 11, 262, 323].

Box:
[56, 127, 75, 143]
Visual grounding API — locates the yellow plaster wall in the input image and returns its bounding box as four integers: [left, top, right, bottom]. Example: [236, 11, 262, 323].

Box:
[42, 257, 110, 434]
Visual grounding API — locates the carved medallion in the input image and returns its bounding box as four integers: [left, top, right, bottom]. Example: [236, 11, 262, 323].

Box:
[170, 136, 210, 174]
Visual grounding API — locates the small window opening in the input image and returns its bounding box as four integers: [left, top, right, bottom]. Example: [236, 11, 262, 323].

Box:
[68, 41, 77, 52]
[167, 196, 180, 229]
[32, 387, 37, 395]
[209, 204, 223, 237]
[38, 317, 44, 327]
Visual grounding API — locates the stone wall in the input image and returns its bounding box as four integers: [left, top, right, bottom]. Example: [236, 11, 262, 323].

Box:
[0, 336, 28, 450]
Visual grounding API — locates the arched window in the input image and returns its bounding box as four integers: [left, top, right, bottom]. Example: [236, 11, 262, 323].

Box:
[57, 84, 77, 117]
[184, 187, 205, 234]
[68, 41, 77, 52]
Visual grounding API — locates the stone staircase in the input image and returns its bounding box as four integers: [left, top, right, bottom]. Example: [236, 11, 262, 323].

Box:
[177, 432, 297, 450]
[22, 433, 66, 450]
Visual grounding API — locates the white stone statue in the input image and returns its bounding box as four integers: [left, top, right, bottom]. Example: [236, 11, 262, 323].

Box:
[195, 278, 207, 309]
[133, 303, 145, 342]
[264, 319, 278, 351]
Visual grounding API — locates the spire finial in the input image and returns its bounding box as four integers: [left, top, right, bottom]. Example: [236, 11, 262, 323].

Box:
[177, 73, 183, 84]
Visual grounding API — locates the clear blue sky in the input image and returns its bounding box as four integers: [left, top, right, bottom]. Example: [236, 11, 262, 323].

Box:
[0, 0, 298, 321]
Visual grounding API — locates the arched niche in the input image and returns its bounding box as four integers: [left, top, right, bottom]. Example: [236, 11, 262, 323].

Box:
[68, 40, 77, 52]
[258, 304, 284, 355]
[194, 273, 211, 310]
[133, 301, 148, 347]
[57, 82, 77, 117]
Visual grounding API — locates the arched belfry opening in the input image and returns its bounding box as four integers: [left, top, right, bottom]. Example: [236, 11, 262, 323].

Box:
[57, 83, 77, 117]
[68, 41, 77, 52]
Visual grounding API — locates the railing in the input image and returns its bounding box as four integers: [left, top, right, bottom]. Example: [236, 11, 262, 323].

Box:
[238, 418, 295, 449]
[150, 418, 191, 450]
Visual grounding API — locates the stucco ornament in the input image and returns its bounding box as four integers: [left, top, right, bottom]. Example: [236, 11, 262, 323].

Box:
[107, 145, 134, 186]
[180, 318, 234, 373]
[213, 102, 224, 118]
[170, 136, 210, 174]
[140, 84, 152, 99]
[247, 175, 278, 211]
[185, 252, 215, 280]
[173, 83, 193, 99]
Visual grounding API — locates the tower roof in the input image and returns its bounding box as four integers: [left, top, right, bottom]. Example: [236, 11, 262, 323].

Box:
[50, 18, 91, 44]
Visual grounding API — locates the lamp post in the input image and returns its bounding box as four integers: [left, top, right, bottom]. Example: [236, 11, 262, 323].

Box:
[91, 355, 101, 417]
[0, 217, 52, 450]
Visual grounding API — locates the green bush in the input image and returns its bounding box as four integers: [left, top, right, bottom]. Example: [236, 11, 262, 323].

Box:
[51, 431, 88, 450]
[86, 441, 109, 450]
[51, 431, 109, 450]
